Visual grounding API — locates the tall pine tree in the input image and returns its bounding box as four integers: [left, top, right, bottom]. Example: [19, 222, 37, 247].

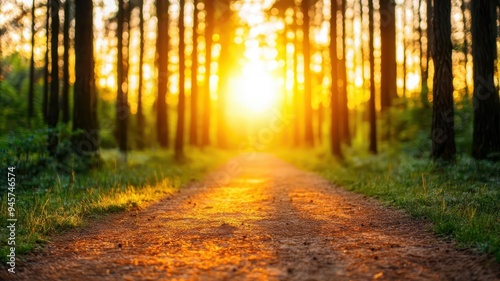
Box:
[431, 0, 455, 161]
[175, 0, 187, 158]
[73, 0, 99, 157]
[471, 0, 500, 160]
[156, 0, 169, 148]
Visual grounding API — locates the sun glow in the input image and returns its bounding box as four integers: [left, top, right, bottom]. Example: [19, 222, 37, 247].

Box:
[230, 61, 279, 114]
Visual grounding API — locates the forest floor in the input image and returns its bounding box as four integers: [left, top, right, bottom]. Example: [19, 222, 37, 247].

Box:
[2, 154, 499, 281]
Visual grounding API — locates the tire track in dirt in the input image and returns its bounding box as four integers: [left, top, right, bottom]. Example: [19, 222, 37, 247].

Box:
[2, 154, 499, 280]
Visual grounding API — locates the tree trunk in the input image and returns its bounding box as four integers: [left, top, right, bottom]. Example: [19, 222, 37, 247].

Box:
[189, 0, 199, 146]
[116, 0, 129, 157]
[124, 1, 131, 146]
[48, 0, 60, 156]
[175, 0, 186, 158]
[216, 8, 232, 149]
[358, 0, 366, 108]
[423, 0, 433, 102]
[418, 0, 430, 108]
[379, 0, 396, 111]
[43, 2, 50, 123]
[282, 15, 290, 145]
[117, 0, 123, 143]
[61, 0, 71, 123]
[427, 0, 433, 59]
[137, 0, 145, 149]
[471, 0, 500, 160]
[28, 0, 35, 125]
[461, 0, 469, 98]
[402, 1, 407, 100]
[330, 0, 341, 157]
[302, 0, 314, 146]
[368, 0, 377, 154]
[379, 0, 396, 140]
[339, 0, 350, 146]
[292, 6, 300, 146]
[201, 0, 214, 146]
[73, 0, 99, 156]
[431, 0, 455, 161]
[156, 0, 169, 148]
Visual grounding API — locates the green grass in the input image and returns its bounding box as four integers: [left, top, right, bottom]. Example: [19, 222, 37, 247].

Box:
[279, 145, 500, 261]
[0, 147, 231, 261]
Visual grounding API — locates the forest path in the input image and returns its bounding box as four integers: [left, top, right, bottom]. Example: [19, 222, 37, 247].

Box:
[3, 154, 499, 281]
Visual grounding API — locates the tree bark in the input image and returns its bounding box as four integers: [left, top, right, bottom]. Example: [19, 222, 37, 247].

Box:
[61, 0, 71, 123]
[368, 0, 377, 154]
[424, 0, 433, 97]
[339, 0, 350, 146]
[282, 13, 290, 145]
[189, 0, 199, 146]
[379, 0, 397, 111]
[330, 0, 341, 157]
[461, 0, 469, 98]
[471, 0, 500, 160]
[73, 0, 99, 155]
[156, 0, 169, 148]
[137, 0, 145, 149]
[302, 0, 314, 146]
[402, 1, 407, 100]
[431, 0, 455, 161]
[116, 0, 129, 157]
[418, 0, 430, 108]
[43, 2, 50, 123]
[292, 6, 300, 146]
[48, 0, 60, 156]
[175, 0, 186, 158]
[201, 0, 214, 146]
[216, 7, 231, 149]
[28, 0, 36, 124]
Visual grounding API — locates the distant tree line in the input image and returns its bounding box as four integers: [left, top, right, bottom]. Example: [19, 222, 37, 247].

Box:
[0, 0, 499, 166]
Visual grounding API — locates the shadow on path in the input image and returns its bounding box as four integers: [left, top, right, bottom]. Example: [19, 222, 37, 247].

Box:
[2, 154, 499, 281]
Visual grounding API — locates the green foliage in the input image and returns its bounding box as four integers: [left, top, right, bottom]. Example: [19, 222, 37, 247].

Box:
[0, 126, 97, 187]
[280, 145, 500, 261]
[96, 98, 159, 150]
[3, 53, 29, 91]
[0, 53, 46, 133]
[0, 81, 29, 133]
[0, 128, 51, 181]
[390, 96, 474, 157]
[454, 96, 474, 153]
[0, 148, 231, 261]
[96, 97, 117, 149]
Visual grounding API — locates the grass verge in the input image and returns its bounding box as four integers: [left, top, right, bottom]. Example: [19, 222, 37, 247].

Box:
[0, 147, 231, 261]
[279, 145, 500, 261]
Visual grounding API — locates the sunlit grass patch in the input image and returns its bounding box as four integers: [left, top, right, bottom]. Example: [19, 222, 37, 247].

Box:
[0, 147, 232, 261]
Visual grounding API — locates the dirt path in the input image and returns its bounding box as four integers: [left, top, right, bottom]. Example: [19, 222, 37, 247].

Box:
[3, 154, 499, 280]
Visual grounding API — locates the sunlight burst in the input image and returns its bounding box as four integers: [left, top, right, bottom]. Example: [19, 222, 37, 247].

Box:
[231, 62, 279, 114]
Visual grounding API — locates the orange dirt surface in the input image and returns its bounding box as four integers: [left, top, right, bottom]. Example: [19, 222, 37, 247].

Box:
[2, 154, 499, 280]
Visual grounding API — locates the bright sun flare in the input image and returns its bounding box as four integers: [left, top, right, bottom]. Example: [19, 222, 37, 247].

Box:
[231, 61, 279, 114]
